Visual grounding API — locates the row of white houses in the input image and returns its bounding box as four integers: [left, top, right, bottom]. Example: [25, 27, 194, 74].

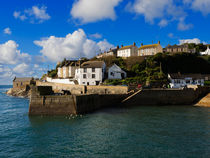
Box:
[56, 60, 127, 85]
[97, 42, 163, 58]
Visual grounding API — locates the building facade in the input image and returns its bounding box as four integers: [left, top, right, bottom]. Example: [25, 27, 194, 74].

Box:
[96, 47, 119, 59]
[138, 41, 163, 56]
[165, 44, 196, 54]
[57, 60, 79, 78]
[200, 46, 210, 55]
[108, 64, 127, 80]
[13, 77, 34, 90]
[75, 61, 106, 85]
[168, 73, 204, 88]
[117, 43, 138, 58]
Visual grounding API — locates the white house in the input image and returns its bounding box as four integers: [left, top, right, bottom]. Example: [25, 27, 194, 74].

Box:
[75, 61, 106, 85]
[168, 73, 204, 88]
[108, 64, 127, 79]
[117, 43, 138, 58]
[200, 46, 210, 55]
[57, 60, 79, 78]
[96, 47, 119, 59]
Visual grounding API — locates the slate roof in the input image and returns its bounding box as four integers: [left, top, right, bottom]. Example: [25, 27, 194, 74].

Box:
[118, 45, 135, 50]
[139, 44, 160, 50]
[81, 61, 105, 68]
[169, 73, 204, 80]
[13, 77, 33, 82]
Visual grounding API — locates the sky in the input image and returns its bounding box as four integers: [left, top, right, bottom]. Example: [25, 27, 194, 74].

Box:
[0, 0, 210, 84]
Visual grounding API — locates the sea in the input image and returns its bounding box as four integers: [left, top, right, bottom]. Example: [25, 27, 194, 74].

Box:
[0, 85, 210, 158]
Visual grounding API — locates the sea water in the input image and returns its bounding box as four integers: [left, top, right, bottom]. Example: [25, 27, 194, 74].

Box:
[0, 85, 210, 158]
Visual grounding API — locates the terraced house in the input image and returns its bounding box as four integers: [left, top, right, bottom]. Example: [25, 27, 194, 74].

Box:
[75, 61, 106, 85]
[138, 41, 163, 56]
[165, 43, 196, 54]
[117, 43, 138, 58]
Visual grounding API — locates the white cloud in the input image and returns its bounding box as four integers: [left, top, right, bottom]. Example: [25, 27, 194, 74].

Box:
[177, 18, 193, 31]
[13, 6, 50, 23]
[128, 0, 194, 31]
[3, 28, 12, 35]
[13, 11, 27, 21]
[71, 0, 122, 23]
[179, 38, 201, 44]
[89, 33, 102, 39]
[0, 40, 31, 65]
[13, 63, 30, 74]
[158, 19, 168, 27]
[97, 39, 114, 52]
[130, 0, 173, 23]
[190, 0, 210, 15]
[34, 29, 114, 62]
[168, 33, 174, 38]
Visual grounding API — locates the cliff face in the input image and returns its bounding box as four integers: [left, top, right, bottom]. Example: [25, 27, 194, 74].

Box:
[6, 88, 31, 98]
[196, 93, 210, 107]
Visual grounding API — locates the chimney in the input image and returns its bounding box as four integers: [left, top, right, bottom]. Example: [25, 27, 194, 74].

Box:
[158, 41, 160, 44]
[133, 42, 136, 46]
[110, 48, 111, 51]
[141, 43, 143, 46]
[121, 45, 123, 48]
[117, 45, 119, 49]
[178, 71, 181, 76]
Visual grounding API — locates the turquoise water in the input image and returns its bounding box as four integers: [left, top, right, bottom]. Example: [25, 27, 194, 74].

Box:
[0, 85, 210, 158]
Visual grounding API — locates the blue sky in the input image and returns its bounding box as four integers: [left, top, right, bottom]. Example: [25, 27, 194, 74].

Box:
[0, 0, 210, 84]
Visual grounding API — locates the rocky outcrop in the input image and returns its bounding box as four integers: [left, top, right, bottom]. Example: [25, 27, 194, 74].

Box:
[6, 88, 31, 98]
[196, 93, 210, 107]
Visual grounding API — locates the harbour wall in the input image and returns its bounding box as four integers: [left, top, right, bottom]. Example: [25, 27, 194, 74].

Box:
[36, 81, 128, 95]
[29, 86, 126, 115]
[29, 86, 210, 115]
[123, 87, 210, 106]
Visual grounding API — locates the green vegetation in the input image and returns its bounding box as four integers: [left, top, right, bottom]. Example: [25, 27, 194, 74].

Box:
[103, 52, 210, 87]
[47, 69, 57, 78]
[204, 81, 210, 86]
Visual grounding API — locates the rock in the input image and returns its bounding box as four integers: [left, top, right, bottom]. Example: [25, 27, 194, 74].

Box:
[6, 88, 31, 98]
[195, 93, 210, 107]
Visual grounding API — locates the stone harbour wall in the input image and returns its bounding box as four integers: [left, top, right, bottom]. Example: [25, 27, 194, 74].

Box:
[36, 81, 128, 95]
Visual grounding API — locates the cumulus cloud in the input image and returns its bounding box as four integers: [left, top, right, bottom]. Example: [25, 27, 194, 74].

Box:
[34, 29, 114, 62]
[3, 27, 12, 35]
[179, 38, 201, 44]
[97, 39, 114, 52]
[129, 0, 173, 23]
[13, 6, 50, 23]
[127, 0, 194, 31]
[71, 0, 122, 23]
[0, 40, 31, 65]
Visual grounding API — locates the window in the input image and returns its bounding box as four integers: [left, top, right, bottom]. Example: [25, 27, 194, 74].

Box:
[92, 68, 95, 72]
[84, 68, 87, 73]
[92, 74, 96, 78]
[83, 74, 86, 79]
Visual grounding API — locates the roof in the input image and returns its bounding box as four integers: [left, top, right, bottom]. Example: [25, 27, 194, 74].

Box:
[165, 44, 188, 49]
[169, 73, 204, 80]
[118, 45, 135, 50]
[13, 77, 33, 82]
[60, 60, 79, 67]
[139, 44, 159, 50]
[81, 61, 105, 68]
[107, 48, 118, 54]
